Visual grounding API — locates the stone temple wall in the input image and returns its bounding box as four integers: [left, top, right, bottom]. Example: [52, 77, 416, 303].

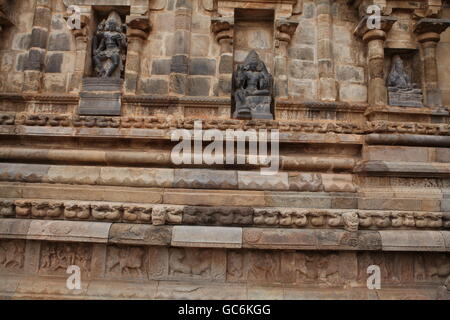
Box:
[0, 0, 449, 299]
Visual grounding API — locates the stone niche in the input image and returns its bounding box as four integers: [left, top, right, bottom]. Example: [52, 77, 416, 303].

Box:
[78, 6, 129, 116]
[232, 8, 275, 119]
[385, 50, 424, 107]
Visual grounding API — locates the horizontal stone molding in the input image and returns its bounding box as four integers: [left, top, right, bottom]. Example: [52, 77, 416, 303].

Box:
[0, 219, 449, 252]
[0, 219, 111, 243]
[355, 161, 450, 178]
[1, 198, 449, 231]
[0, 163, 357, 192]
[3, 114, 450, 140]
[172, 226, 242, 248]
[0, 146, 356, 172]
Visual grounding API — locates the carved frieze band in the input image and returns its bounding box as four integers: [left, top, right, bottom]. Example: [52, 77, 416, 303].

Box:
[0, 238, 449, 292]
[2, 112, 450, 136]
[1, 199, 449, 230]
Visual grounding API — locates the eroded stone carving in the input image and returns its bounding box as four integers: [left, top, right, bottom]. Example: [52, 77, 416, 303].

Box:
[107, 245, 146, 276]
[93, 11, 127, 78]
[31, 201, 63, 218]
[0, 199, 14, 216]
[40, 242, 91, 272]
[0, 240, 25, 270]
[123, 204, 152, 223]
[169, 248, 212, 277]
[91, 203, 121, 221]
[64, 201, 90, 219]
[232, 50, 273, 120]
[387, 55, 423, 107]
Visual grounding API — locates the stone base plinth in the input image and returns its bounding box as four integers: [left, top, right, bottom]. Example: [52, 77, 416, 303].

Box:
[388, 88, 423, 108]
[78, 78, 123, 116]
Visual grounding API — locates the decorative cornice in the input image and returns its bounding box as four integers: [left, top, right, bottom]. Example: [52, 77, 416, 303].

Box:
[1, 199, 449, 231]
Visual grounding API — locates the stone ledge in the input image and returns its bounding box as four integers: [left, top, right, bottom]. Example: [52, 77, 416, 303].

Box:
[355, 160, 450, 177]
[379, 230, 447, 251]
[171, 226, 242, 248]
[2, 196, 449, 229]
[0, 219, 111, 243]
[1, 219, 449, 251]
[109, 224, 172, 246]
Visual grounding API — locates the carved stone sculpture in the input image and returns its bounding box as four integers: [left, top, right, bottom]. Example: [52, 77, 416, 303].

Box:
[232, 50, 274, 120]
[387, 55, 423, 107]
[93, 11, 127, 78]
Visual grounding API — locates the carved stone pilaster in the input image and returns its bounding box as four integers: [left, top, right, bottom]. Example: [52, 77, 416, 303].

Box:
[65, 14, 90, 92]
[275, 19, 298, 47]
[211, 17, 234, 53]
[212, 17, 234, 96]
[125, 15, 151, 94]
[414, 18, 450, 108]
[274, 19, 298, 98]
[354, 15, 397, 106]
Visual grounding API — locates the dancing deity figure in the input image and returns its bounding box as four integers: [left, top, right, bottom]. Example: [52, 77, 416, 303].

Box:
[92, 11, 127, 78]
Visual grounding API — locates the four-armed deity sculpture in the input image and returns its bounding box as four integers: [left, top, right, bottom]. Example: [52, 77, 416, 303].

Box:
[232, 50, 274, 120]
[92, 11, 127, 78]
[387, 55, 423, 107]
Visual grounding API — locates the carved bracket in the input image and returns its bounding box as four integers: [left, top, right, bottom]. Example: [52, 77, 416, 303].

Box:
[126, 14, 151, 39]
[211, 17, 234, 44]
[354, 15, 397, 38]
[414, 18, 450, 36]
[275, 19, 299, 47]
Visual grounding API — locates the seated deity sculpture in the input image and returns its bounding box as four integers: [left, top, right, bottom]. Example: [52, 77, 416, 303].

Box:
[92, 11, 127, 78]
[387, 55, 423, 107]
[232, 50, 274, 119]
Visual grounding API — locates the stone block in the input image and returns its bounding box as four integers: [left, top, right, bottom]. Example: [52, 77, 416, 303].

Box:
[173, 169, 237, 189]
[288, 172, 323, 191]
[336, 65, 364, 82]
[187, 77, 211, 96]
[380, 230, 446, 251]
[191, 34, 210, 57]
[289, 60, 316, 80]
[47, 165, 100, 185]
[339, 84, 367, 102]
[219, 54, 233, 74]
[30, 28, 48, 49]
[243, 228, 317, 249]
[238, 172, 289, 191]
[172, 225, 242, 248]
[151, 59, 171, 75]
[265, 192, 331, 208]
[441, 231, 450, 251]
[321, 174, 355, 192]
[164, 189, 265, 207]
[170, 55, 189, 74]
[0, 219, 31, 239]
[363, 146, 429, 162]
[288, 46, 314, 61]
[0, 163, 49, 183]
[47, 33, 71, 51]
[169, 73, 187, 94]
[109, 224, 172, 246]
[24, 49, 44, 71]
[44, 53, 63, 73]
[140, 78, 169, 95]
[189, 58, 216, 76]
[79, 92, 122, 116]
[27, 220, 111, 243]
[99, 167, 174, 188]
[436, 148, 450, 163]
